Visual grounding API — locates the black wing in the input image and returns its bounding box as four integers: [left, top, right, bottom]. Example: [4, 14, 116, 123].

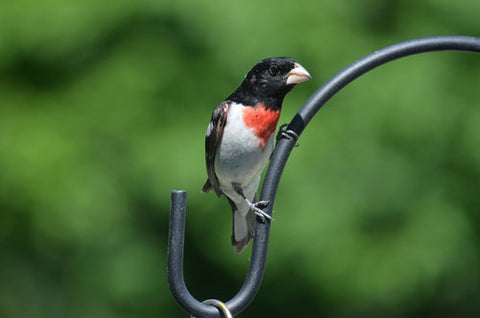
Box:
[201, 101, 229, 197]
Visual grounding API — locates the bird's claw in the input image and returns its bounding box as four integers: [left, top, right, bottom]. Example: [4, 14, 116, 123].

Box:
[254, 200, 270, 209]
[247, 200, 273, 222]
[276, 123, 300, 147]
[254, 209, 273, 222]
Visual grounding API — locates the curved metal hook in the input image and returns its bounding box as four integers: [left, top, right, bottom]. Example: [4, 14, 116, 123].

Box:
[168, 35, 480, 317]
[168, 190, 272, 318]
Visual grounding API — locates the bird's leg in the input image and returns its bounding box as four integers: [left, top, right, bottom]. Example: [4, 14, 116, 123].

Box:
[232, 183, 273, 222]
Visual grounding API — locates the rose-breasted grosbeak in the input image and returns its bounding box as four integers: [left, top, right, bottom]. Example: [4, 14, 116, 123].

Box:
[202, 57, 312, 253]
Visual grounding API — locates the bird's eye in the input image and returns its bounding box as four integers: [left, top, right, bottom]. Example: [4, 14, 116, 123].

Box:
[268, 66, 279, 76]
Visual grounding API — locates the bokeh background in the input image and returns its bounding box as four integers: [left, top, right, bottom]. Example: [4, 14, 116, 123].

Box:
[1, 0, 480, 317]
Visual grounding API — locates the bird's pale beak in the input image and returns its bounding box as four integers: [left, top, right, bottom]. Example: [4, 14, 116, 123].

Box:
[286, 62, 312, 85]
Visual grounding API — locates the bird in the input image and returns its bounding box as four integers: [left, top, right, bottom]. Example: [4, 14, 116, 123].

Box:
[202, 57, 312, 253]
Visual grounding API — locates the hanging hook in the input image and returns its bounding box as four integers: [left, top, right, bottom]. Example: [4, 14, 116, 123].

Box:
[167, 36, 480, 317]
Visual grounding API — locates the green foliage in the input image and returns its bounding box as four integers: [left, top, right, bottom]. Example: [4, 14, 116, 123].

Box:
[1, 0, 480, 317]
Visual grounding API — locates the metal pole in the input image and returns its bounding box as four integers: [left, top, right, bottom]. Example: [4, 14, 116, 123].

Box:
[168, 35, 480, 317]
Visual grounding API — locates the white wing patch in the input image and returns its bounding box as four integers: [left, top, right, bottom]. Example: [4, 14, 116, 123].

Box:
[206, 121, 213, 137]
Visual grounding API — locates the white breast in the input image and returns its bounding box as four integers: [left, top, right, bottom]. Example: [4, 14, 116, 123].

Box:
[214, 102, 275, 187]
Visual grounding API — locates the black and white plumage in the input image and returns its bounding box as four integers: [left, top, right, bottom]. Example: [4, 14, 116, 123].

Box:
[202, 57, 312, 253]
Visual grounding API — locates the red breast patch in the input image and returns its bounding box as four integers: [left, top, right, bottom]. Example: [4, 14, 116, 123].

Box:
[242, 103, 280, 151]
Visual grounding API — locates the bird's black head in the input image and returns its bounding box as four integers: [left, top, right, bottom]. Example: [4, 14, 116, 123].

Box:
[228, 57, 312, 110]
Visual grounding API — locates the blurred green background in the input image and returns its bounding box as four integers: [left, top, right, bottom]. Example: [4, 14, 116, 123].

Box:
[1, 0, 480, 317]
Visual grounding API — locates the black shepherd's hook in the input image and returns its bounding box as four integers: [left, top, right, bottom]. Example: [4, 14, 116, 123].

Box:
[168, 36, 480, 317]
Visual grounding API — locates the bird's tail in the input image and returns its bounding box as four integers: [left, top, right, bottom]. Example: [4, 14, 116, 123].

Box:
[231, 206, 256, 254]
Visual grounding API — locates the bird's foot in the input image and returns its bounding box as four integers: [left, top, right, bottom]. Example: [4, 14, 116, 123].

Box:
[276, 123, 300, 147]
[246, 199, 273, 222]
